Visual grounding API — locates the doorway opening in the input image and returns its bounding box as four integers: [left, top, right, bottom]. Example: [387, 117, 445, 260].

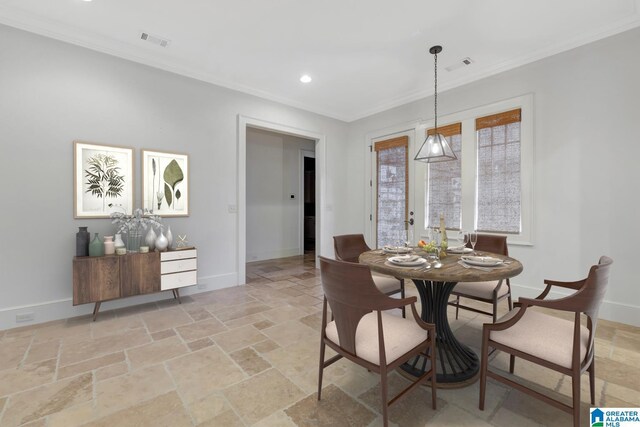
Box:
[302, 151, 316, 257]
[238, 115, 325, 285]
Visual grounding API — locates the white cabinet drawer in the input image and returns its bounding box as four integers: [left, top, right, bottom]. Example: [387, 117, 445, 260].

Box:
[161, 270, 197, 290]
[161, 249, 197, 262]
[161, 258, 197, 274]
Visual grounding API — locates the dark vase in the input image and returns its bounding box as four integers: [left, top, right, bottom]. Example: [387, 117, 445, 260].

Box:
[76, 226, 90, 256]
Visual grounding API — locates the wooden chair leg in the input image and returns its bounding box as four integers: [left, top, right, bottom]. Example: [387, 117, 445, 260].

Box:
[589, 364, 596, 405]
[572, 371, 581, 427]
[509, 355, 515, 374]
[492, 299, 498, 323]
[507, 293, 513, 311]
[318, 339, 326, 400]
[400, 280, 406, 318]
[455, 296, 460, 320]
[380, 367, 389, 427]
[479, 330, 489, 410]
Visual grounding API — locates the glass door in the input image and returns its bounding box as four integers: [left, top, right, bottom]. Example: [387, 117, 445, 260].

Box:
[373, 135, 414, 248]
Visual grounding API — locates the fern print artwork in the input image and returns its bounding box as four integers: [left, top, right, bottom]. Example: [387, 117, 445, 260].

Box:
[74, 141, 133, 218]
[84, 154, 125, 211]
[142, 150, 189, 217]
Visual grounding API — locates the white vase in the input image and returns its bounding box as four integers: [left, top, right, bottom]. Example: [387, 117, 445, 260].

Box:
[166, 226, 173, 249]
[103, 236, 115, 255]
[145, 228, 157, 251]
[114, 233, 125, 248]
[155, 231, 168, 252]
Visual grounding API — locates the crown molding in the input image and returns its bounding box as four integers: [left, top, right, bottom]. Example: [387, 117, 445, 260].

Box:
[2, 3, 639, 123]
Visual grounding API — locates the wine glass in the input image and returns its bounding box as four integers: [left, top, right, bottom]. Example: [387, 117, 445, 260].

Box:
[455, 229, 466, 249]
[470, 232, 478, 255]
[404, 228, 414, 249]
[430, 229, 442, 267]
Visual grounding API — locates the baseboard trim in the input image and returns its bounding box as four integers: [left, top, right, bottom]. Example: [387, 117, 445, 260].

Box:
[246, 247, 302, 263]
[0, 272, 239, 331]
[511, 283, 639, 327]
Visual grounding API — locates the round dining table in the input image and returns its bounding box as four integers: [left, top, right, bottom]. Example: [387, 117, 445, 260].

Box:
[359, 249, 523, 388]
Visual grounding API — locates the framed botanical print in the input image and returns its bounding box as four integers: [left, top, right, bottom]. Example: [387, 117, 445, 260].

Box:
[74, 141, 134, 218]
[142, 150, 189, 217]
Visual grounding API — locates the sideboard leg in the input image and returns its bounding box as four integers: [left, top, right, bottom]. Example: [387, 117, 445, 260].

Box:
[92, 302, 101, 322]
[174, 288, 182, 304]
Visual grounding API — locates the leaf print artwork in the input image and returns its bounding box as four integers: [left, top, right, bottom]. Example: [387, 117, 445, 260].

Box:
[164, 182, 172, 208]
[141, 150, 188, 216]
[163, 159, 184, 209]
[84, 154, 125, 211]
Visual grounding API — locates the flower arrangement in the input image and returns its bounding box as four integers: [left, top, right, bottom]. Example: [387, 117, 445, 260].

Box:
[110, 208, 162, 234]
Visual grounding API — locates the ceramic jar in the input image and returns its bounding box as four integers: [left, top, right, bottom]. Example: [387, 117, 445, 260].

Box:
[76, 226, 90, 256]
[114, 233, 125, 248]
[166, 226, 173, 250]
[89, 233, 104, 257]
[103, 236, 115, 255]
[155, 231, 169, 252]
[145, 228, 157, 251]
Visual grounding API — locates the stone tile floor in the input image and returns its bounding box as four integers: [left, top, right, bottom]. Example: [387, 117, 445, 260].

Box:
[0, 253, 638, 426]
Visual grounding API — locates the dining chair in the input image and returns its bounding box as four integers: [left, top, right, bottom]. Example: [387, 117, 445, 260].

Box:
[333, 234, 405, 316]
[479, 256, 613, 427]
[449, 234, 512, 322]
[317, 256, 437, 427]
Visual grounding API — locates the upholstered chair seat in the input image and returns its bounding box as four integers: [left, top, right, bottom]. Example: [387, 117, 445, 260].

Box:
[371, 273, 403, 295]
[453, 280, 509, 300]
[490, 309, 590, 369]
[325, 311, 430, 365]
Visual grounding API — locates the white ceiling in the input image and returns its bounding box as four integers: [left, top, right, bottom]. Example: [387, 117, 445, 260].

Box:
[1, 0, 639, 122]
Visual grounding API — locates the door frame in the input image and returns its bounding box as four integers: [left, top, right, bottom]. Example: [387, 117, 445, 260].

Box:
[365, 120, 422, 247]
[299, 149, 316, 253]
[238, 115, 325, 285]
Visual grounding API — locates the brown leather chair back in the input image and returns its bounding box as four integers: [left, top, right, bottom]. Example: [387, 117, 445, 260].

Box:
[333, 234, 371, 263]
[467, 234, 509, 256]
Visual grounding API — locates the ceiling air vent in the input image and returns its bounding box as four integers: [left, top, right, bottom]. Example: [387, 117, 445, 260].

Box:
[445, 57, 474, 72]
[140, 32, 170, 48]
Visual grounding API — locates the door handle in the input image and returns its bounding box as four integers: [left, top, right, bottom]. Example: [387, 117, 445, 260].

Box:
[404, 218, 415, 226]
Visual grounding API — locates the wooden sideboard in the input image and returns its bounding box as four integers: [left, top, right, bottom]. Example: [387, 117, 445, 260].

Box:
[73, 248, 197, 320]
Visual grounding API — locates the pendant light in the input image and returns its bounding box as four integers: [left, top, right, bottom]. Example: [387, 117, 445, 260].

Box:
[414, 45, 457, 163]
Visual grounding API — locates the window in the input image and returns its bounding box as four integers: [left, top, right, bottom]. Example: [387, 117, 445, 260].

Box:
[426, 123, 462, 229]
[420, 95, 533, 244]
[476, 109, 521, 233]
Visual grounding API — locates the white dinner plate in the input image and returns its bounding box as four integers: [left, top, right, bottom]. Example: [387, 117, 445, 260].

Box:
[448, 247, 473, 254]
[383, 246, 412, 254]
[387, 255, 427, 267]
[460, 256, 503, 267]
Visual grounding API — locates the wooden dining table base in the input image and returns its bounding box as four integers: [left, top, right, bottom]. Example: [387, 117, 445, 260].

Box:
[401, 279, 480, 388]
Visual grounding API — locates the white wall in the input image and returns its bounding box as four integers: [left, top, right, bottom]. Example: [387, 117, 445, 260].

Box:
[246, 128, 314, 261]
[0, 24, 349, 330]
[346, 28, 640, 326]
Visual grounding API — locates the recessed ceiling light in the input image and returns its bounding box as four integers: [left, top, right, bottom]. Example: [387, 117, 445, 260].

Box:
[300, 75, 312, 83]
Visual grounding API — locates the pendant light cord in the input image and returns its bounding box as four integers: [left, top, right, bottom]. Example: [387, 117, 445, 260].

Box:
[434, 50, 438, 132]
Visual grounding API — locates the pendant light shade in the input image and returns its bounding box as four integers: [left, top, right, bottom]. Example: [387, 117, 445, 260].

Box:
[415, 45, 457, 163]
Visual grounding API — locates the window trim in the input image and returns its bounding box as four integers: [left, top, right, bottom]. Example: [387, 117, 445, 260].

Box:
[419, 94, 534, 246]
